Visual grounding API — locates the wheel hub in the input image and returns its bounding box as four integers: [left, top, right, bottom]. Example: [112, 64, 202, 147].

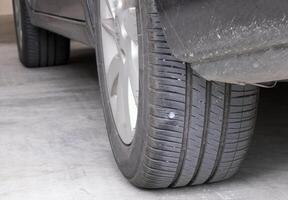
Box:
[100, 0, 139, 145]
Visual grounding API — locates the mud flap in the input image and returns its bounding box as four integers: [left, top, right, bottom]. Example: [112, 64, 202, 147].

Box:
[156, 0, 288, 83]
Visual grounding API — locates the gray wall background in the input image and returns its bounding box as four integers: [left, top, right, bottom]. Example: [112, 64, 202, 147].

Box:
[0, 0, 12, 15]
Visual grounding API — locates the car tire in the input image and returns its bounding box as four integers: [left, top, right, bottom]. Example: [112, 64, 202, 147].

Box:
[95, 0, 259, 188]
[12, 0, 70, 68]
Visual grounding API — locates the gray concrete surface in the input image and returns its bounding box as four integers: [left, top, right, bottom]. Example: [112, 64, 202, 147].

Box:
[1, 15, 288, 200]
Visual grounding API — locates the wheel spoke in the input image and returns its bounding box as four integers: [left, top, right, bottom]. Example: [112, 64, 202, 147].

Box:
[124, 8, 138, 42]
[101, 19, 118, 72]
[129, 40, 139, 103]
[128, 63, 139, 104]
[119, 36, 139, 103]
[105, 0, 116, 18]
[128, 78, 138, 131]
[107, 54, 123, 96]
[116, 0, 136, 11]
[102, 18, 116, 37]
[115, 68, 132, 135]
[118, 8, 138, 43]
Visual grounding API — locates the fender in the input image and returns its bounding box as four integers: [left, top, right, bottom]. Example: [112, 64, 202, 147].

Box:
[156, 0, 288, 84]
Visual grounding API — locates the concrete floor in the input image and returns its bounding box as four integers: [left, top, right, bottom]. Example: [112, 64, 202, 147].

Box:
[1, 15, 288, 200]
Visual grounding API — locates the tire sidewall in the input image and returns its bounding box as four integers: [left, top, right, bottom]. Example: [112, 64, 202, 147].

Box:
[94, 0, 150, 179]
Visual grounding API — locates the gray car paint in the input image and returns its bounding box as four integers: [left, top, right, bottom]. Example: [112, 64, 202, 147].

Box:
[29, 0, 85, 20]
[26, 0, 93, 46]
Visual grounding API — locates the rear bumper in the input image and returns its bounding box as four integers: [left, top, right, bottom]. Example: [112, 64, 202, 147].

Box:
[156, 0, 288, 84]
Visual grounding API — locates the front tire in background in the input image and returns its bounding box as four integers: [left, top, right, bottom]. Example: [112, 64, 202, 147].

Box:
[12, 0, 70, 68]
[95, 0, 259, 189]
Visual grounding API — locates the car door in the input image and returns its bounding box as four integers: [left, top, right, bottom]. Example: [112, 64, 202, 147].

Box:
[29, 0, 85, 21]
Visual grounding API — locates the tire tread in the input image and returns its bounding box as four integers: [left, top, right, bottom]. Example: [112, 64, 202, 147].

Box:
[131, 0, 259, 188]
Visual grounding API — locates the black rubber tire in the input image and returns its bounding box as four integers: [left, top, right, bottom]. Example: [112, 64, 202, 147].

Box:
[12, 0, 70, 68]
[96, 0, 259, 189]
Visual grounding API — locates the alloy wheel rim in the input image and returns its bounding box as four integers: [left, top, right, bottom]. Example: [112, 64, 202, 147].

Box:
[100, 0, 139, 145]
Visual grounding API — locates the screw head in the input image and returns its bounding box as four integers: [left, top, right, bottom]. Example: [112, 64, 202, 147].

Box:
[168, 112, 176, 119]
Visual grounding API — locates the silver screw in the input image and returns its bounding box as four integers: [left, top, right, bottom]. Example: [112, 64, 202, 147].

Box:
[168, 112, 176, 119]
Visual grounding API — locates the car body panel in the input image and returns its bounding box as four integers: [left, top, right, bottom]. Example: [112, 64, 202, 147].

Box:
[30, 11, 92, 45]
[28, 0, 85, 20]
[25, 0, 288, 84]
[26, 0, 93, 46]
